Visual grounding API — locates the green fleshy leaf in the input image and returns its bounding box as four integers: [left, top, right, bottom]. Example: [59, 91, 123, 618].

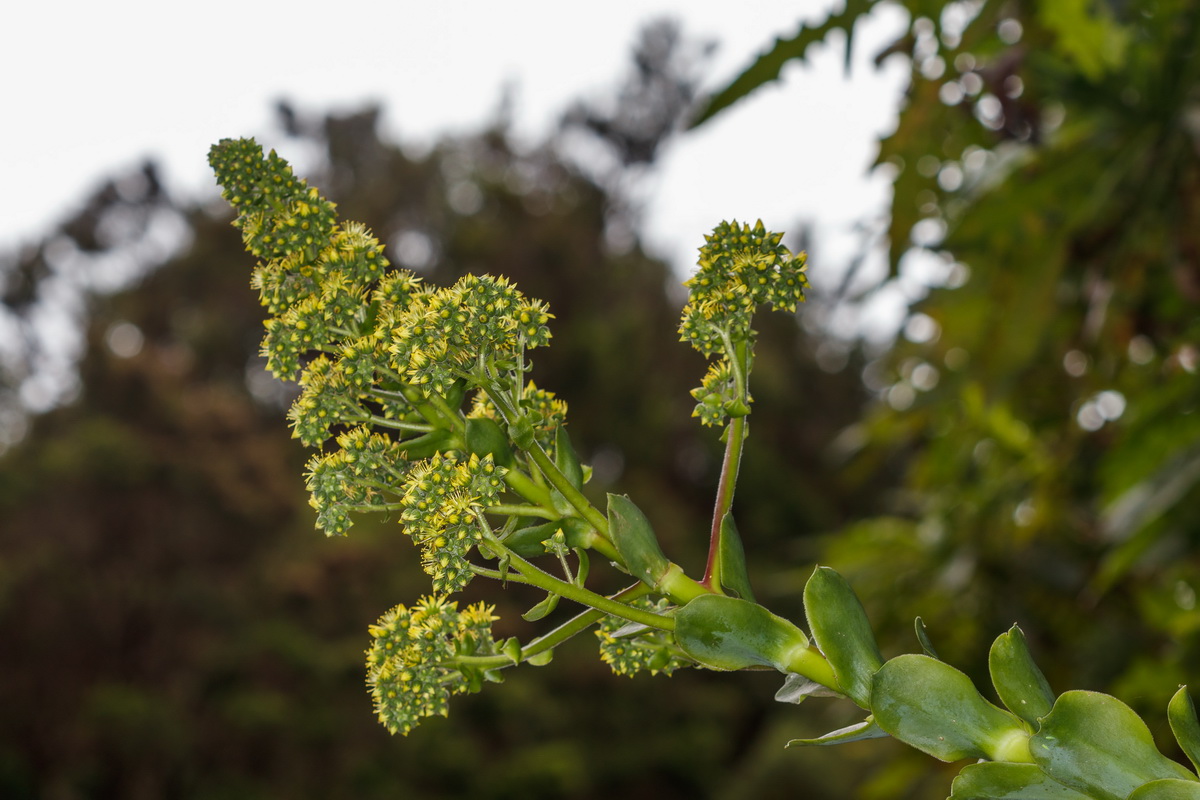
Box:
[521, 593, 560, 622]
[1169, 687, 1200, 775]
[1129, 780, 1200, 800]
[1128, 777, 1200, 796]
[803, 566, 883, 709]
[950, 762, 1093, 799]
[786, 716, 889, 748]
[526, 649, 553, 666]
[607, 494, 671, 588]
[716, 512, 755, 601]
[572, 548, 590, 588]
[500, 637, 522, 665]
[1030, 691, 1197, 800]
[989, 625, 1055, 726]
[553, 426, 584, 490]
[503, 520, 560, 557]
[466, 416, 514, 467]
[674, 594, 808, 672]
[914, 616, 940, 658]
[872, 654, 1028, 763]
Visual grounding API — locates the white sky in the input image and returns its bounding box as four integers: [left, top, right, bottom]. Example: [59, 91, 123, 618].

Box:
[3, 1, 910, 327]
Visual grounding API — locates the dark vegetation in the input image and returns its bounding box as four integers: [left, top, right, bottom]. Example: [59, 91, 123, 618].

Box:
[2, 3, 1198, 797]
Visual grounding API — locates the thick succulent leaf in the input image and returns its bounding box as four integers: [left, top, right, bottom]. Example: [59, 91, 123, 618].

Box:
[503, 520, 560, 557]
[1128, 780, 1200, 800]
[674, 594, 808, 672]
[716, 512, 755, 601]
[553, 426, 583, 490]
[689, 0, 877, 127]
[1169, 687, 1200, 775]
[989, 625, 1055, 726]
[872, 654, 1028, 763]
[521, 592, 559, 622]
[803, 566, 883, 709]
[465, 416, 513, 467]
[786, 716, 889, 748]
[950, 762, 1093, 800]
[1030, 691, 1197, 800]
[607, 493, 670, 587]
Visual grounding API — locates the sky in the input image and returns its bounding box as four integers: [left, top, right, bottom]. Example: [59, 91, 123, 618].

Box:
[2, 0, 910, 329]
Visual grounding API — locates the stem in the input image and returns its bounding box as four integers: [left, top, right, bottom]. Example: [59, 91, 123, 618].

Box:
[489, 504, 558, 520]
[340, 414, 433, 434]
[478, 518, 672, 631]
[783, 645, 841, 693]
[525, 442, 609, 538]
[426, 391, 467, 439]
[703, 415, 746, 587]
[503, 468, 555, 509]
[453, 582, 652, 670]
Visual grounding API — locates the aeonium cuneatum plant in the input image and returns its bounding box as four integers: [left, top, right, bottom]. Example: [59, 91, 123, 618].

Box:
[210, 138, 1200, 798]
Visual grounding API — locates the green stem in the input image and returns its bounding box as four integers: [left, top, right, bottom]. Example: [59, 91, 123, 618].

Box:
[526, 442, 609, 538]
[503, 468, 555, 509]
[340, 414, 433, 434]
[489, 504, 558, 520]
[453, 582, 653, 670]
[703, 414, 746, 587]
[783, 645, 841, 693]
[401, 385, 458, 433]
[426, 391, 467, 439]
[478, 520, 672, 631]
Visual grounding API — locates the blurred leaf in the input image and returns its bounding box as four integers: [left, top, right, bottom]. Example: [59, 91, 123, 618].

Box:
[689, 0, 877, 127]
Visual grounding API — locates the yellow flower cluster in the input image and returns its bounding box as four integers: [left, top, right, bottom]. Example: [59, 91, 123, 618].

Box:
[366, 596, 498, 735]
[399, 452, 507, 594]
[596, 597, 690, 677]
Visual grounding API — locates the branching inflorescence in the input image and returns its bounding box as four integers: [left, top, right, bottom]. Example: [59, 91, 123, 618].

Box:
[211, 139, 1200, 799]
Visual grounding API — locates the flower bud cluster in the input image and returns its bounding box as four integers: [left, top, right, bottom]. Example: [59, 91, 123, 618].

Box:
[366, 596, 499, 735]
[399, 452, 507, 594]
[596, 598, 691, 677]
[211, 139, 407, 383]
[678, 220, 808, 356]
[678, 220, 807, 426]
[389, 274, 553, 396]
[690, 358, 742, 428]
[305, 426, 410, 536]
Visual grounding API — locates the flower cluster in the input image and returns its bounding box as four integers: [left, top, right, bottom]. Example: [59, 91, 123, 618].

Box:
[678, 220, 808, 357]
[677, 221, 808, 426]
[210, 138, 422, 383]
[366, 596, 499, 736]
[399, 452, 506, 594]
[596, 598, 691, 677]
[305, 426, 410, 536]
[389, 274, 553, 396]
[690, 358, 743, 428]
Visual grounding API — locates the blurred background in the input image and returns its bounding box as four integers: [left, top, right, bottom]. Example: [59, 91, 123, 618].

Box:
[2, 1, 1199, 798]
